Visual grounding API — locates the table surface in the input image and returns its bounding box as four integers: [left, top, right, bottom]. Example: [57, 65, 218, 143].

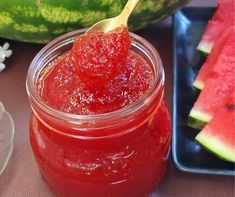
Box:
[0, 0, 234, 196]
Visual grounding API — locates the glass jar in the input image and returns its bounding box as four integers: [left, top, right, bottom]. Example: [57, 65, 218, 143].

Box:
[26, 29, 171, 197]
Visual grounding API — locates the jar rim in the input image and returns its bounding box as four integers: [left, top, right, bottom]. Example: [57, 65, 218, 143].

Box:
[26, 28, 164, 125]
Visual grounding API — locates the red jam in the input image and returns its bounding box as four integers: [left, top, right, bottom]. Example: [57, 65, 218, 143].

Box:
[28, 27, 171, 197]
[40, 27, 153, 115]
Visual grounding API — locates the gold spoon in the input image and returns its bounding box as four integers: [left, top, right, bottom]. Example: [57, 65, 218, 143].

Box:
[86, 0, 140, 34]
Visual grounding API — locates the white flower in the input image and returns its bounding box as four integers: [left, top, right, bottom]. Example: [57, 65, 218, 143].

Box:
[0, 42, 12, 72]
[0, 63, 6, 72]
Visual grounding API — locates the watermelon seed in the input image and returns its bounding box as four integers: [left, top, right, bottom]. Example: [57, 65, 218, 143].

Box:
[226, 103, 235, 111]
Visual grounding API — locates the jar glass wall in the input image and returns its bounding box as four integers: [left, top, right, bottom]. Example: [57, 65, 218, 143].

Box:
[26, 29, 171, 197]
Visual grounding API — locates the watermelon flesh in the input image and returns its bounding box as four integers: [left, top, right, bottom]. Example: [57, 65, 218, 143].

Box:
[212, 0, 235, 21]
[189, 29, 235, 128]
[195, 91, 235, 162]
[193, 27, 233, 90]
[197, 0, 235, 54]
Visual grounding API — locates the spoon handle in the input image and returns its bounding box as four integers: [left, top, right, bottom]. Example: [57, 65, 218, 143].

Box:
[120, 0, 140, 24]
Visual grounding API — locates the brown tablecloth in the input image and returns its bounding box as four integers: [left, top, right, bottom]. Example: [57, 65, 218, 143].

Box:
[0, 0, 234, 196]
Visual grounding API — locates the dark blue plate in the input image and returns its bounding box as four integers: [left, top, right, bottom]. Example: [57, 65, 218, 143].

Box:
[172, 7, 235, 176]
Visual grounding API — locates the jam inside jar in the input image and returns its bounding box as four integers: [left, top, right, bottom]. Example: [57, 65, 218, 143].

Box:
[26, 29, 171, 197]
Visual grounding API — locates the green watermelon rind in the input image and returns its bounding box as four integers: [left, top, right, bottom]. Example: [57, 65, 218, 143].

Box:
[197, 41, 213, 54]
[0, 0, 190, 44]
[188, 109, 212, 129]
[192, 80, 204, 90]
[196, 130, 235, 163]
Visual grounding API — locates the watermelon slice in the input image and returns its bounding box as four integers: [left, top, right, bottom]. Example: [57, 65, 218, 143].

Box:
[212, 0, 235, 21]
[193, 27, 233, 89]
[195, 91, 235, 162]
[197, 0, 234, 54]
[189, 30, 235, 128]
[197, 21, 225, 54]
